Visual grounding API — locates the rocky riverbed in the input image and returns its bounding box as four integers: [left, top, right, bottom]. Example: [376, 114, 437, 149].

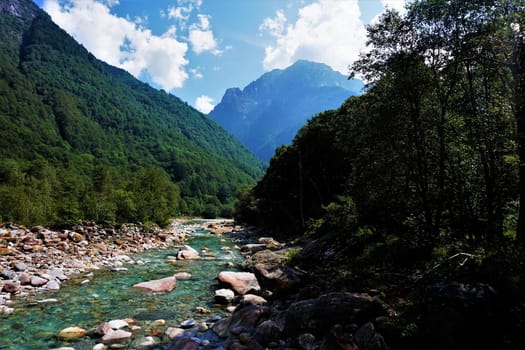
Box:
[1, 220, 392, 350]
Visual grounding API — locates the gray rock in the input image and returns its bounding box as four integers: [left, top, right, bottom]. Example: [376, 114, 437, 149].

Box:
[45, 280, 60, 290]
[1, 269, 16, 279]
[30, 276, 48, 287]
[215, 288, 235, 304]
[177, 245, 200, 260]
[102, 329, 132, 344]
[14, 263, 27, 271]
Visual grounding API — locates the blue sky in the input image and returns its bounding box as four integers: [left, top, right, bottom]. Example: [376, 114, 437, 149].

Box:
[33, 0, 406, 113]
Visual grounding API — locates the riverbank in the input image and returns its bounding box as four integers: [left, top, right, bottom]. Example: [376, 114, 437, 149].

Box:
[0, 219, 240, 315]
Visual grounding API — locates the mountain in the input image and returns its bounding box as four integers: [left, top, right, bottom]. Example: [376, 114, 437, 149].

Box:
[0, 0, 264, 225]
[209, 60, 363, 161]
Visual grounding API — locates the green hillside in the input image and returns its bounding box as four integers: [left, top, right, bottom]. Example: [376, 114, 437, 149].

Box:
[0, 0, 264, 226]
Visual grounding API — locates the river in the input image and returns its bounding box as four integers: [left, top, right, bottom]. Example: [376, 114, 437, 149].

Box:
[0, 225, 242, 349]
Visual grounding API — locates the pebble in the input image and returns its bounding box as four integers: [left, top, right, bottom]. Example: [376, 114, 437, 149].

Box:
[108, 319, 129, 330]
[181, 319, 196, 328]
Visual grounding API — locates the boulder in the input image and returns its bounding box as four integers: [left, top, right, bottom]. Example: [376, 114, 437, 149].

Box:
[132, 276, 176, 293]
[215, 288, 235, 304]
[177, 245, 200, 260]
[218, 271, 260, 295]
[57, 326, 87, 340]
[212, 304, 269, 338]
[253, 320, 282, 346]
[284, 292, 386, 336]
[254, 263, 302, 292]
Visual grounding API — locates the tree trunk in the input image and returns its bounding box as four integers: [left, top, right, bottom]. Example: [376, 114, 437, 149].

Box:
[516, 35, 525, 242]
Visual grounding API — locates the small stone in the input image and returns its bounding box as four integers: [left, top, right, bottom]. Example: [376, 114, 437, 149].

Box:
[31, 276, 49, 287]
[180, 319, 196, 328]
[0, 269, 16, 279]
[137, 336, 156, 347]
[58, 326, 87, 340]
[45, 280, 60, 290]
[174, 272, 192, 280]
[14, 263, 27, 271]
[165, 327, 185, 339]
[240, 294, 267, 306]
[18, 272, 31, 285]
[154, 319, 165, 326]
[108, 319, 129, 330]
[92, 344, 106, 350]
[2, 281, 20, 293]
[195, 306, 211, 314]
[215, 288, 235, 304]
[195, 322, 208, 332]
[101, 329, 132, 344]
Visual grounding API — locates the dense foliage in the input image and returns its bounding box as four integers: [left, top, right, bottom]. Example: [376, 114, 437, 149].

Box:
[0, 0, 264, 226]
[235, 1, 525, 348]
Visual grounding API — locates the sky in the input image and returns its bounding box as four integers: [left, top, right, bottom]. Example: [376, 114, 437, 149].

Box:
[33, 0, 407, 114]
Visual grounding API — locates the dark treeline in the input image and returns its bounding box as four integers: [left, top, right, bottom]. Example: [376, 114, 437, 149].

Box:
[235, 1, 525, 348]
[237, 0, 523, 247]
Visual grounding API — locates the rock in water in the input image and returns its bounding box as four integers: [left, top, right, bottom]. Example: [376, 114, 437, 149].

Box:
[176, 245, 200, 260]
[215, 288, 235, 304]
[102, 329, 132, 344]
[218, 271, 260, 295]
[57, 326, 87, 340]
[132, 276, 176, 293]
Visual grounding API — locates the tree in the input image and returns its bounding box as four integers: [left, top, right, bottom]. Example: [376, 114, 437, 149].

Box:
[515, 8, 525, 241]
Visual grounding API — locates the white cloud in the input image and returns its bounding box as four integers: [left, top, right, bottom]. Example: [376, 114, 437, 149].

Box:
[259, 0, 368, 74]
[190, 68, 204, 79]
[381, 0, 407, 13]
[43, 0, 189, 90]
[195, 95, 215, 114]
[189, 14, 222, 55]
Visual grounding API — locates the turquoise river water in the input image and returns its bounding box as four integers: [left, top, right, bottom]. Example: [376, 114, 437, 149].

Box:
[0, 227, 242, 349]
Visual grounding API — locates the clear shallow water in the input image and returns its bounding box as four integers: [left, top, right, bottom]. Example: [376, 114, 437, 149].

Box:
[0, 228, 241, 350]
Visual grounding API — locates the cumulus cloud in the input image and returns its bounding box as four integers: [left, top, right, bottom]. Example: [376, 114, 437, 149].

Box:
[195, 95, 215, 114]
[259, 0, 367, 74]
[43, 0, 189, 90]
[189, 14, 222, 55]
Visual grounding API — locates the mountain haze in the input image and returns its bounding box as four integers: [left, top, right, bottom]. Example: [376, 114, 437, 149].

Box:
[209, 60, 363, 161]
[0, 0, 264, 225]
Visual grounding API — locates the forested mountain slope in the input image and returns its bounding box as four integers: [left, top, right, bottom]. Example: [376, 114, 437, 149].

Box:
[209, 60, 363, 161]
[0, 0, 264, 225]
